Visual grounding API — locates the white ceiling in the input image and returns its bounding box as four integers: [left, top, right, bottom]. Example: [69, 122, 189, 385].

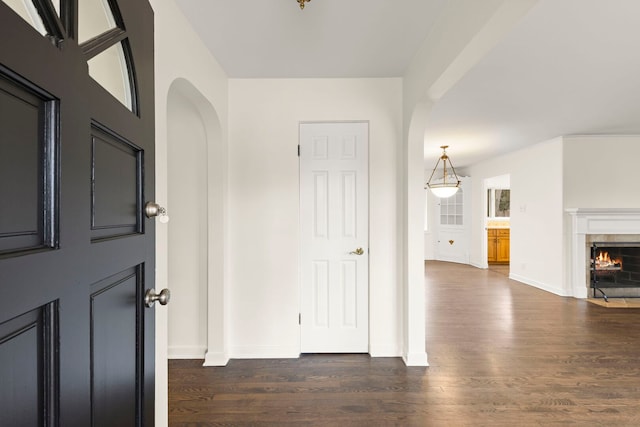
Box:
[175, 0, 640, 169]
[424, 0, 640, 170]
[174, 0, 447, 78]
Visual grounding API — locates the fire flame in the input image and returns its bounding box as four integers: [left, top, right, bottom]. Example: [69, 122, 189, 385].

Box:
[594, 251, 622, 269]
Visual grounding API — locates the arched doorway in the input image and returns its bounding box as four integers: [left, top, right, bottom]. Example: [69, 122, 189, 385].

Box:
[166, 79, 227, 365]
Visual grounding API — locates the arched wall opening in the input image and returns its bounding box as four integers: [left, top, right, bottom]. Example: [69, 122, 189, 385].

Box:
[166, 79, 226, 363]
[401, 98, 432, 366]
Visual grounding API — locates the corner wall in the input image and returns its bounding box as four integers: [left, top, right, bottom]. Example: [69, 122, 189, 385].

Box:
[467, 138, 565, 295]
[228, 78, 403, 358]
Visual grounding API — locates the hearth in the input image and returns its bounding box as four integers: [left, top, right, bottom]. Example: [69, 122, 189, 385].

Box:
[590, 242, 640, 301]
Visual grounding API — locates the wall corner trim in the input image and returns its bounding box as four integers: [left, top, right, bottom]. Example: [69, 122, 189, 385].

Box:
[402, 352, 429, 367]
[203, 351, 230, 367]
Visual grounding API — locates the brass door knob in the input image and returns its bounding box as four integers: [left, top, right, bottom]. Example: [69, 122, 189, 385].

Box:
[349, 248, 365, 255]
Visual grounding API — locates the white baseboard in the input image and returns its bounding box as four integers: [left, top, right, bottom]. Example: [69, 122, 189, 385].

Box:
[168, 345, 207, 359]
[230, 345, 300, 359]
[470, 260, 488, 269]
[435, 256, 469, 265]
[509, 273, 570, 297]
[369, 344, 402, 358]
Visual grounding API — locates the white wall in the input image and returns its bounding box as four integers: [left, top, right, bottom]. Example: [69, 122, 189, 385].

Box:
[563, 135, 640, 209]
[167, 89, 208, 358]
[228, 78, 403, 358]
[467, 138, 565, 295]
[486, 174, 510, 189]
[151, 0, 229, 424]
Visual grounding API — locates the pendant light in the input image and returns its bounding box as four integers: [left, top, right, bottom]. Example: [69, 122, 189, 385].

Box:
[426, 145, 461, 198]
[297, 0, 310, 9]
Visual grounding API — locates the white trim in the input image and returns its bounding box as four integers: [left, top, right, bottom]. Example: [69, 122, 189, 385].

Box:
[230, 345, 301, 359]
[566, 208, 640, 298]
[369, 344, 402, 358]
[509, 273, 569, 297]
[403, 352, 429, 367]
[470, 261, 488, 269]
[168, 345, 207, 359]
[203, 351, 229, 367]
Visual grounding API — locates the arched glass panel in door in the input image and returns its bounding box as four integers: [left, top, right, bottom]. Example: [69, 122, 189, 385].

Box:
[80, 0, 138, 113]
[2, 0, 49, 35]
[78, 0, 117, 43]
[87, 41, 133, 110]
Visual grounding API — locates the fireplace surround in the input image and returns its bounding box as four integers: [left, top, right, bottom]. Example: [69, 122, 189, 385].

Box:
[590, 241, 640, 300]
[567, 208, 640, 298]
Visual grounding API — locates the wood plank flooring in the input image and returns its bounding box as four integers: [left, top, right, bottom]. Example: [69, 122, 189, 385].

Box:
[169, 261, 640, 426]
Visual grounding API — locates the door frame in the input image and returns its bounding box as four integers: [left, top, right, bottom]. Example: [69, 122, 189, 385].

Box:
[483, 174, 511, 269]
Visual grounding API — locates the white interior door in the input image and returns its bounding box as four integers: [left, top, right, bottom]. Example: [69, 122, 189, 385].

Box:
[433, 178, 470, 264]
[300, 122, 369, 353]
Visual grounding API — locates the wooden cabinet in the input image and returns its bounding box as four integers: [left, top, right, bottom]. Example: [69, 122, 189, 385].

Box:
[487, 228, 510, 263]
[487, 231, 498, 263]
[496, 229, 510, 263]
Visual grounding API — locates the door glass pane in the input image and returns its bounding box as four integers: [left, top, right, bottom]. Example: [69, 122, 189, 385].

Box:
[439, 188, 463, 226]
[88, 41, 133, 111]
[78, 0, 116, 43]
[2, 0, 48, 35]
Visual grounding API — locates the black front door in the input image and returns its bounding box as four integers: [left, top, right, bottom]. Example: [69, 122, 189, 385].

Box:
[0, 1, 155, 425]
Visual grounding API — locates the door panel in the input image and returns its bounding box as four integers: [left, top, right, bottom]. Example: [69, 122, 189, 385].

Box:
[312, 260, 329, 327]
[90, 267, 141, 427]
[90, 123, 142, 241]
[0, 71, 56, 254]
[0, 303, 56, 427]
[300, 122, 369, 353]
[0, 1, 155, 426]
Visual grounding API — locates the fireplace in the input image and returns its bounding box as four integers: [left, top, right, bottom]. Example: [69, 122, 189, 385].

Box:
[567, 208, 640, 298]
[590, 242, 640, 300]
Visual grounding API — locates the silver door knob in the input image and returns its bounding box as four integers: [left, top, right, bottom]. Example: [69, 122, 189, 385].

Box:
[144, 288, 171, 308]
[145, 202, 169, 223]
[349, 247, 364, 255]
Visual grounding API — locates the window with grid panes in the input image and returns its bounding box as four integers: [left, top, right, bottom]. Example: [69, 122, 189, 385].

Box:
[439, 188, 463, 225]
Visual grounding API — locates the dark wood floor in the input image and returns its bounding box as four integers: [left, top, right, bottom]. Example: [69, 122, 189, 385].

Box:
[169, 261, 640, 426]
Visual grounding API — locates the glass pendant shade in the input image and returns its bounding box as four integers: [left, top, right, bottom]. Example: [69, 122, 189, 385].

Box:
[428, 185, 459, 198]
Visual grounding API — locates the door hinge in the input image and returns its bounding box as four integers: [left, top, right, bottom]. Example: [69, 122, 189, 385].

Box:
[298, 313, 301, 325]
[297, 145, 300, 157]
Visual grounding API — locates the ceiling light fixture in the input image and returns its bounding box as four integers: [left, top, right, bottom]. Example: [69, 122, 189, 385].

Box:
[425, 145, 461, 198]
[297, 0, 310, 10]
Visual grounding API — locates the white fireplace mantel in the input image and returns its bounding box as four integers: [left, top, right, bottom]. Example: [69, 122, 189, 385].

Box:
[566, 208, 640, 298]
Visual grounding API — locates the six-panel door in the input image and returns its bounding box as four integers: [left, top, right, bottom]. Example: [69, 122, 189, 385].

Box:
[299, 122, 369, 353]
